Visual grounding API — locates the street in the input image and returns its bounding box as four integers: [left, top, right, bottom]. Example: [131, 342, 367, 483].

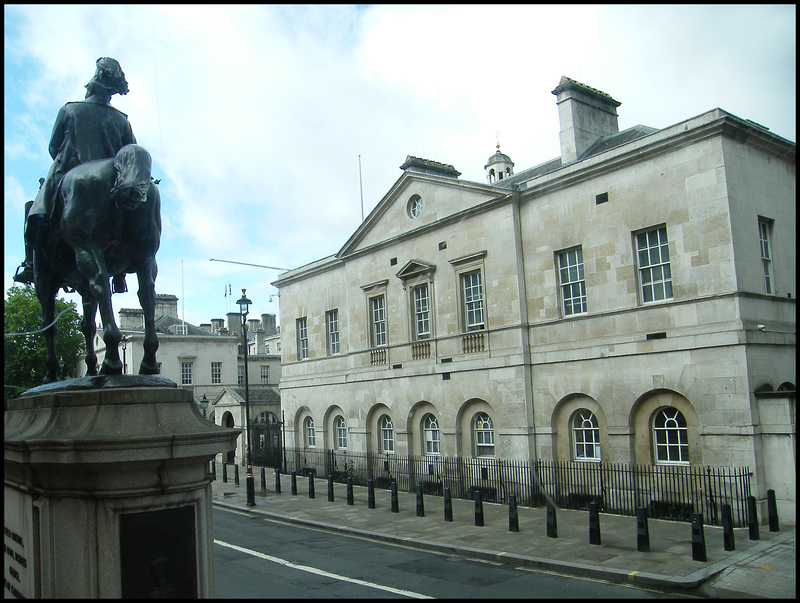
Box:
[213, 507, 694, 598]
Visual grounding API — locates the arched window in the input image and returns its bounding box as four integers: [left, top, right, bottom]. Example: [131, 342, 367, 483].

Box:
[474, 413, 495, 457]
[423, 414, 440, 455]
[304, 417, 315, 448]
[335, 415, 348, 449]
[653, 408, 688, 464]
[572, 410, 600, 460]
[380, 415, 394, 453]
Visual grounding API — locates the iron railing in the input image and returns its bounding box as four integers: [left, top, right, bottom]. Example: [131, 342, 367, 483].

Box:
[282, 448, 752, 527]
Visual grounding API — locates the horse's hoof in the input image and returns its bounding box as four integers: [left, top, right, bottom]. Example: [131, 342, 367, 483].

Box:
[99, 362, 123, 375]
[139, 363, 159, 375]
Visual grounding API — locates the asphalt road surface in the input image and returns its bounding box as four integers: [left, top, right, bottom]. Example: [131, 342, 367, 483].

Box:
[212, 507, 695, 598]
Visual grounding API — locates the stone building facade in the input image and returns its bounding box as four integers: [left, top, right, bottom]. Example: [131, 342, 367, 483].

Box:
[79, 294, 282, 430]
[274, 77, 796, 520]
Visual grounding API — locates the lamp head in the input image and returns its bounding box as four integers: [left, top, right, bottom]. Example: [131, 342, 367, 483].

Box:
[237, 289, 252, 319]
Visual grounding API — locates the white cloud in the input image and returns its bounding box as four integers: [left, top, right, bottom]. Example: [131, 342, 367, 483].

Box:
[4, 4, 795, 328]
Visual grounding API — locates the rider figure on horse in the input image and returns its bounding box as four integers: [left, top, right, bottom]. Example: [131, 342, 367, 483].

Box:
[14, 57, 136, 293]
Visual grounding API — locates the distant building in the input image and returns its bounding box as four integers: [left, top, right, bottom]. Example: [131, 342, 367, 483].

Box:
[213, 386, 281, 466]
[79, 294, 281, 464]
[275, 77, 796, 520]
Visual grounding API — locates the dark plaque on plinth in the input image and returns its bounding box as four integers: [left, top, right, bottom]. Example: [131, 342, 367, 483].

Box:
[120, 506, 197, 598]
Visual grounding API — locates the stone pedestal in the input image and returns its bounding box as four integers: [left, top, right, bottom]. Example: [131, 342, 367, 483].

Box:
[4, 375, 239, 598]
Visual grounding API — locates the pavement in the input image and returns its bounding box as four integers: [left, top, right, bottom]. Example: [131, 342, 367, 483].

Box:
[210, 465, 796, 599]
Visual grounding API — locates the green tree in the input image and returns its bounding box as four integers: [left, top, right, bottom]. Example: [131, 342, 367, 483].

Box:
[4, 285, 85, 401]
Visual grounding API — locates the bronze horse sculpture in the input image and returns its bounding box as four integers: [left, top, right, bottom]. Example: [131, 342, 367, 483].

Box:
[33, 143, 161, 383]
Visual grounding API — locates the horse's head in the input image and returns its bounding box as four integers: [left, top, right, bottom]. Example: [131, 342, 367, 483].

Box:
[110, 145, 152, 209]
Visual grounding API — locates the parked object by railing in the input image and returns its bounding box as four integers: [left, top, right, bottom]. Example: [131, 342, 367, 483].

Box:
[281, 448, 752, 526]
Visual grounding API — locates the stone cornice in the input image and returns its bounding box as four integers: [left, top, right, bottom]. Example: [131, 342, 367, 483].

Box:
[517, 111, 795, 200]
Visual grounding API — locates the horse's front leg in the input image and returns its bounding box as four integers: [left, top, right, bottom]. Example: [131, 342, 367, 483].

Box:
[74, 247, 122, 374]
[33, 264, 61, 384]
[79, 288, 99, 376]
[137, 256, 160, 374]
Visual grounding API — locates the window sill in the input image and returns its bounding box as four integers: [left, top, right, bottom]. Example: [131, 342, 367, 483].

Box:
[561, 311, 588, 320]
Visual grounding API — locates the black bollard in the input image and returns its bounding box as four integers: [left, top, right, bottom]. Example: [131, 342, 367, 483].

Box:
[367, 479, 376, 509]
[747, 495, 760, 540]
[390, 481, 399, 513]
[691, 513, 707, 562]
[275, 468, 282, 493]
[416, 483, 425, 517]
[291, 471, 297, 496]
[211, 459, 216, 480]
[234, 464, 240, 486]
[721, 504, 735, 551]
[636, 507, 650, 552]
[308, 473, 315, 499]
[347, 477, 354, 506]
[508, 494, 519, 532]
[474, 491, 484, 527]
[261, 467, 267, 492]
[327, 474, 335, 502]
[767, 489, 779, 532]
[222, 461, 228, 483]
[588, 502, 601, 545]
[444, 488, 453, 522]
[246, 465, 255, 506]
[546, 502, 558, 538]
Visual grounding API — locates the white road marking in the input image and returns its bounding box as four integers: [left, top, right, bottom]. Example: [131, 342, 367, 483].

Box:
[214, 539, 433, 599]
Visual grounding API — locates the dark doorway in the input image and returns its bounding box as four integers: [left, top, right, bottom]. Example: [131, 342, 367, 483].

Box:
[251, 412, 283, 469]
[223, 412, 236, 464]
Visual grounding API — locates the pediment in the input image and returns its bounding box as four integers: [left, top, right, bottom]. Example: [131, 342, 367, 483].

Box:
[338, 170, 503, 258]
[395, 260, 436, 283]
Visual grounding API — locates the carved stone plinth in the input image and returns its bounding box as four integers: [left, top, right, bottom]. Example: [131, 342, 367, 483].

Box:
[4, 376, 239, 598]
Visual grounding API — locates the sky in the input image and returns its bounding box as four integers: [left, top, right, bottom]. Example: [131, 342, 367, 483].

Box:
[4, 5, 796, 329]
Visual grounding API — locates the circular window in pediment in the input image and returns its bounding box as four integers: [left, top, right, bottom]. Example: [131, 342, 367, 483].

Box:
[407, 195, 423, 219]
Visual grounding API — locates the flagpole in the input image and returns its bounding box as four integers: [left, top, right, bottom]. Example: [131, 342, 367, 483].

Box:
[359, 154, 365, 222]
[181, 259, 185, 331]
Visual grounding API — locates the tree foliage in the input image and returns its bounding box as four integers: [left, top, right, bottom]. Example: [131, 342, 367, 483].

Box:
[4, 285, 85, 401]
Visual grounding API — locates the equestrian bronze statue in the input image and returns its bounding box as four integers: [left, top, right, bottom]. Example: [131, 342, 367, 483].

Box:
[15, 57, 161, 383]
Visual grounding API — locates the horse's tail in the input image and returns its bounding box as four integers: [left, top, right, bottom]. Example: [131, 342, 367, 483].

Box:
[110, 144, 152, 210]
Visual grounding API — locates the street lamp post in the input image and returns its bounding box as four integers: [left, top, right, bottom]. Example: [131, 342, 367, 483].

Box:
[237, 289, 256, 507]
[120, 335, 129, 374]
